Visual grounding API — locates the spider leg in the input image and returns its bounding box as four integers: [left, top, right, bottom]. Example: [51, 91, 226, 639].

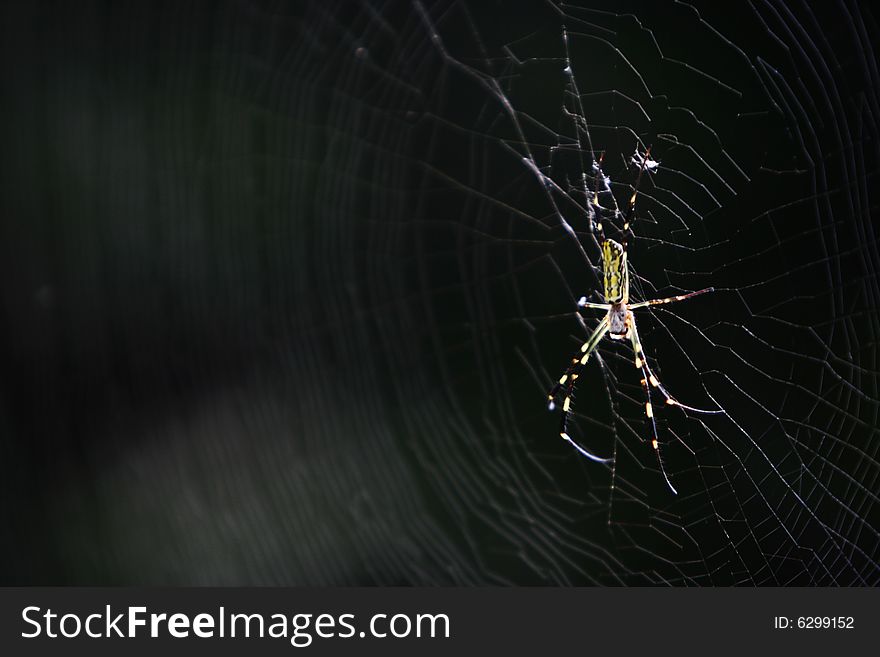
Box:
[624, 311, 677, 493]
[592, 152, 606, 212]
[636, 353, 677, 495]
[548, 315, 611, 463]
[628, 287, 714, 309]
[577, 297, 612, 311]
[628, 311, 722, 415]
[590, 152, 608, 243]
[622, 145, 652, 235]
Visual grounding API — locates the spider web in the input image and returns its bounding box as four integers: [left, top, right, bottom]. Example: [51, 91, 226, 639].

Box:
[309, 0, 879, 585]
[2, 0, 878, 586]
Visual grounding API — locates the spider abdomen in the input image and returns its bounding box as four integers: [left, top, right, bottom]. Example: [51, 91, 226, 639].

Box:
[602, 239, 628, 304]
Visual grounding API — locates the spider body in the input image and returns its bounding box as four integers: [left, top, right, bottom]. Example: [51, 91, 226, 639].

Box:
[601, 239, 630, 339]
[548, 148, 720, 494]
[601, 239, 628, 304]
[607, 303, 629, 341]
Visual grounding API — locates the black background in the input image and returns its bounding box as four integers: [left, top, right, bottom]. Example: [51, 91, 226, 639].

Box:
[1, 0, 878, 585]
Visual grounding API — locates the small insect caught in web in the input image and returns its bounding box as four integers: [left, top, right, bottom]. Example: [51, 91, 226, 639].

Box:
[547, 147, 722, 494]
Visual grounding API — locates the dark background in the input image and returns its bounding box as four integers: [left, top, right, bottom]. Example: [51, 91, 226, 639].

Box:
[1, 0, 878, 585]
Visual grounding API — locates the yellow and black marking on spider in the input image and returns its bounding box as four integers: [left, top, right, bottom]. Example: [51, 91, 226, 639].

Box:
[547, 147, 721, 494]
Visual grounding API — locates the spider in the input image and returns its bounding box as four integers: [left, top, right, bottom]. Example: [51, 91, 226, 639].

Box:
[547, 147, 721, 494]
